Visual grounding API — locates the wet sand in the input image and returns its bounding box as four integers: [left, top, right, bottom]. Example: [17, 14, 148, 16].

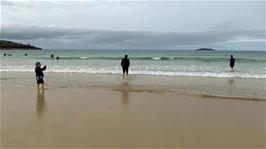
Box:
[1, 71, 266, 99]
[1, 82, 265, 148]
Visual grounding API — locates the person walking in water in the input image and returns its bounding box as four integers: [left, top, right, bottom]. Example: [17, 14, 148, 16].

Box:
[230, 55, 235, 71]
[121, 55, 130, 78]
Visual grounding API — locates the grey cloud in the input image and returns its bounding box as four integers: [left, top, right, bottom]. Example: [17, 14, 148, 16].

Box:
[1, 24, 265, 49]
[1, 1, 15, 6]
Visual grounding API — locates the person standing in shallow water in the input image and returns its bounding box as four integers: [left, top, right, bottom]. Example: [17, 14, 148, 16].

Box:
[121, 55, 130, 78]
[230, 55, 235, 71]
[35, 62, 47, 89]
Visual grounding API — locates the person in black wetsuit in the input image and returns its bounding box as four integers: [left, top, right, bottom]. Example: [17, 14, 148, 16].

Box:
[230, 55, 235, 71]
[121, 55, 130, 78]
[51, 54, 54, 59]
[35, 62, 47, 89]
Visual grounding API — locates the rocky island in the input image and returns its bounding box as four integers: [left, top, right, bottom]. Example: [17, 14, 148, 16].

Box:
[195, 48, 215, 51]
[0, 40, 42, 50]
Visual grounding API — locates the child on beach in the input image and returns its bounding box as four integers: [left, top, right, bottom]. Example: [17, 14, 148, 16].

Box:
[35, 62, 47, 89]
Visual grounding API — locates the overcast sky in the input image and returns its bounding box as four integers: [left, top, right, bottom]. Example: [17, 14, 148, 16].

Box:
[1, 0, 265, 50]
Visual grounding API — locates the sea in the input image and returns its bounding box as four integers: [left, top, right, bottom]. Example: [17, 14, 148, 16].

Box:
[0, 49, 265, 79]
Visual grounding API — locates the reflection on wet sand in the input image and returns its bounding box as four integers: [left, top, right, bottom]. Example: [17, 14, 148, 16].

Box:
[228, 78, 235, 85]
[228, 78, 235, 95]
[36, 89, 46, 118]
[121, 81, 130, 110]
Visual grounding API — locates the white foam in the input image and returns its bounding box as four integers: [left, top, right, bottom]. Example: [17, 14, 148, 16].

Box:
[152, 57, 161, 60]
[1, 67, 265, 79]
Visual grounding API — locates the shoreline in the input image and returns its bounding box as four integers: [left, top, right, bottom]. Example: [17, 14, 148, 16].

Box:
[1, 70, 265, 79]
[1, 71, 265, 148]
[1, 71, 265, 100]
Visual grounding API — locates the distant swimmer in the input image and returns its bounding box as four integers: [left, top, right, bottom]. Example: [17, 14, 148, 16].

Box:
[230, 55, 235, 71]
[3, 53, 6, 56]
[25, 53, 28, 56]
[51, 54, 54, 59]
[56, 56, 60, 60]
[121, 55, 130, 78]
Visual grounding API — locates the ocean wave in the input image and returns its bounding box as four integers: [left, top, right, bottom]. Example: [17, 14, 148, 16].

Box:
[1, 68, 265, 79]
[35, 56, 265, 62]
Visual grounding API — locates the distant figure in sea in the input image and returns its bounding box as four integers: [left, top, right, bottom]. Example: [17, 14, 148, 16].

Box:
[230, 55, 235, 71]
[51, 54, 54, 59]
[3, 53, 6, 56]
[25, 53, 28, 56]
[56, 56, 60, 60]
[35, 62, 47, 89]
[121, 55, 130, 78]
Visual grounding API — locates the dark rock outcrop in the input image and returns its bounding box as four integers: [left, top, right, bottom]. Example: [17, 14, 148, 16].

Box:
[195, 48, 215, 51]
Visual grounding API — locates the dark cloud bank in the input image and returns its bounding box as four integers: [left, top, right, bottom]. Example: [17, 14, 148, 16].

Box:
[1, 25, 265, 50]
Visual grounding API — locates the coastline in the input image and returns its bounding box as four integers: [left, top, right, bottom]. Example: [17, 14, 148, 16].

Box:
[1, 71, 265, 100]
[1, 1, 265, 147]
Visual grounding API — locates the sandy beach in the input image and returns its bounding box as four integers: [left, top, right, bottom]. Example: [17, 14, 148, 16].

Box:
[1, 0, 265, 148]
[1, 72, 265, 148]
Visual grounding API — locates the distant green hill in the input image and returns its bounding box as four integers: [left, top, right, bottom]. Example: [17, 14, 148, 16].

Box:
[0, 40, 42, 50]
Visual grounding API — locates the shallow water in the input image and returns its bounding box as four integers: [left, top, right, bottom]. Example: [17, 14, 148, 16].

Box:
[1, 49, 265, 78]
[1, 72, 265, 100]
